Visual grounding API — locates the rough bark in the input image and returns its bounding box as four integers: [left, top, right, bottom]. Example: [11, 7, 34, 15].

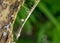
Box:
[0, 0, 24, 43]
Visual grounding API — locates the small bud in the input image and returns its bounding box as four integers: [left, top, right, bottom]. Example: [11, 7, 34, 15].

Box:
[21, 19, 24, 22]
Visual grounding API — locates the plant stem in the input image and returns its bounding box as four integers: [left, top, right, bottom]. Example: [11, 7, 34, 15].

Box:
[16, 0, 40, 39]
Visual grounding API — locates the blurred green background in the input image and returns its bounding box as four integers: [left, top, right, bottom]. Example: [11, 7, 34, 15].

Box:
[13, 0, 60, 43]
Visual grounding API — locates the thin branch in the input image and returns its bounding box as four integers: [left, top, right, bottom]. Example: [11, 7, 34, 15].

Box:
[15, 0, 40, 39]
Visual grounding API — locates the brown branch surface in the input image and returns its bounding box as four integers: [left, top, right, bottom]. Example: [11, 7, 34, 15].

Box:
[0, 0, 24, 43]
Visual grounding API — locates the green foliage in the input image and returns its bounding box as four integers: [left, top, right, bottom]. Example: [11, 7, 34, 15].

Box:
[13, 0, 60, 43]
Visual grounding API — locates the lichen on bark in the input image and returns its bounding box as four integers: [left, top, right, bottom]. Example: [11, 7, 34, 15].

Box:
[0, 0, 24, 43]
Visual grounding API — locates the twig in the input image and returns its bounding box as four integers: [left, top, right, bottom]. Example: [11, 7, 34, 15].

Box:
[16, 0, 40, 39]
